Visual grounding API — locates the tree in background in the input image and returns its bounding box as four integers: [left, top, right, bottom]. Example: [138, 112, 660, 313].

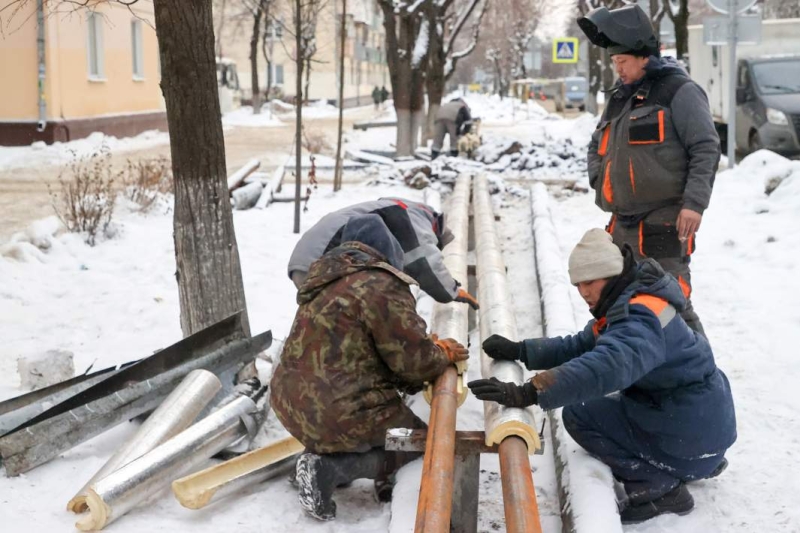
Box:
[424, 0, 487, 142]
[378, 0, 431, 157]
[481, 0, 551, 98]
[664, 0, 690, 59]
[243, 0, 274, 114]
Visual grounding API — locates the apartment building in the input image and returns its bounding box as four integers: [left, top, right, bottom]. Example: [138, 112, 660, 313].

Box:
[0, 2, 165, 146]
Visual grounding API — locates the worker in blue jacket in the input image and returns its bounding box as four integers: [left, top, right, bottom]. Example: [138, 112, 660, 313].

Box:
[468, 228, 736, 524]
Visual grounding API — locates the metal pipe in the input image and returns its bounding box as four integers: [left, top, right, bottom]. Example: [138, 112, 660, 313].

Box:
[473, 174, 542, 533]
[172, 435, 303, 509]
[499, 436, 542, 532]
[415, 173, 471, 533]
[36, 0, 46, 133]
[67, 369, 222, 513]
[76, 395, 259, 531]
[0, 320, 270, 476]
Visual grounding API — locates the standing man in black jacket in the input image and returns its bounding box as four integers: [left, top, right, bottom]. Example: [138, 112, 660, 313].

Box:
[579, 4, 721, 334]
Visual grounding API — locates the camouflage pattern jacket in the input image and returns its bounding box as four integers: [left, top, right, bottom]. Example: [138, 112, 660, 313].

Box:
[271, 242, 451, 454]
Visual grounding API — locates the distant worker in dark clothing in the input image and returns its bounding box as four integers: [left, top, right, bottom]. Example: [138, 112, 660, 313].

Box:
[380, 85, 390, 109]
[287, 197, 479, 309]
[579, 4, 721, 335]
[272, 214, 469, 520]
[468, 229, 736, 524]
[431, 98, 472, 159]
[372, 86, 381, 110]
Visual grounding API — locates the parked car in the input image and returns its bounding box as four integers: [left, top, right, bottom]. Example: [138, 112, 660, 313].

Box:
[735, 56, 800, 155]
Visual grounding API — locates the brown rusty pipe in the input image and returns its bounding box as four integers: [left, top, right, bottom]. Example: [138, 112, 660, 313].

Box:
[499, 436, 543, 533]
[414, 365, 459, 533]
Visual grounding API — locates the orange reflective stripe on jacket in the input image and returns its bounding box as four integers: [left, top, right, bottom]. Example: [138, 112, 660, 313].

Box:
[598, 126, 611, 156]
[629, 294, 669, 315]
[603, 161, 613, 204]
[629, 158, 636, 195]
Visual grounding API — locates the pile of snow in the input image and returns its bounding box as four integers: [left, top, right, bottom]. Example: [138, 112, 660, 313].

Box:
[0, 130, 169, 171]
[466, 93, 549, 124]
[222, 106, 284, 128]
[474, 136, 587, 182]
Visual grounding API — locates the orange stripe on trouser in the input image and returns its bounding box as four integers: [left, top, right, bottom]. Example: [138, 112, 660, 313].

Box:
[606, 214, 617, 235]
[638, 221, 645, 257]
[678, 276, 691, 298]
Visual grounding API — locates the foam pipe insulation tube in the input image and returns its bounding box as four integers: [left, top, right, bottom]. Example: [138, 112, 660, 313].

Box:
[67, 369, 222, 513]
[473, 174, 540, 452]
[172, 435, 303, 510]
[76, 394, 258, 531]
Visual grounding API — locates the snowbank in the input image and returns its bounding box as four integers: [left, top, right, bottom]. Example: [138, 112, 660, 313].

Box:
[0, 130, 169, 171]
[222, 106, 284, 128]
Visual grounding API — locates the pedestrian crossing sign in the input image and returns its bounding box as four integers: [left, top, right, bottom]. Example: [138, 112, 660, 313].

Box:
[553, 38, 579, 64]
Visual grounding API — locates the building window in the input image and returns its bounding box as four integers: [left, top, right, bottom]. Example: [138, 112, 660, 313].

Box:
[87, 11, 104, 79]
[275, 65, 284, 85]
[131, 19, 144, 79]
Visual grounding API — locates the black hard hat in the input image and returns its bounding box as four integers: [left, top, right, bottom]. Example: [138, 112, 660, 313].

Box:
[577, 4, 659, 56]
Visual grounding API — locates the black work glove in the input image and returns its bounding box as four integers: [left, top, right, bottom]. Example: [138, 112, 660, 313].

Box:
[482, 334, 522, 362]
[467, 378, 538, 408]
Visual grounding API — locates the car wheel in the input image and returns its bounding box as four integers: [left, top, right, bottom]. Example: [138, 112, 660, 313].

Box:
[749, 130, 763, 153]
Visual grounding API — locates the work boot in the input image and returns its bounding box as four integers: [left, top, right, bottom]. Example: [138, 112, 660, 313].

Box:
[431, 150, 441, 160]
[707, 457, 728, 479]
[374, 477, 395, 503]
[296, 453, 337, 521]
[620, 484, 694, 524]
[449, 149, 459, 158]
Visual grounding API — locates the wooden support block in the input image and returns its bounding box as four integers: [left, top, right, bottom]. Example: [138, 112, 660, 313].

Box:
[385, 429, 499, 456]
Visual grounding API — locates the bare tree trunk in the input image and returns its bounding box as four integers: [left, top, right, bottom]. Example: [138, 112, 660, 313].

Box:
[379, 0, 428, 158]
[304, 58, 312, 103]
[250, 3, 264, 114]
[294, 0, 304, 234]
[665, 0, 690, 59]
[333, 0, 346, 192]
[216, 0, 227, 59]
[153, 0, 249, 337]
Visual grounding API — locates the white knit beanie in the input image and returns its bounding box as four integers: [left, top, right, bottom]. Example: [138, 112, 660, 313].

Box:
[568, 228, 624, 285]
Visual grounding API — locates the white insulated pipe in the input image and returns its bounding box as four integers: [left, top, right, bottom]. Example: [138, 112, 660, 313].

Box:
[76, 395, 258, 531]
[473, 174, 540, 451]
[423, 175, 472, 406]
[68, 369, 222, 513]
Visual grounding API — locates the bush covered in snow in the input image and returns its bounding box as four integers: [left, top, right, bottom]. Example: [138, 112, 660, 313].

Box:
[48, 147, 119, 246]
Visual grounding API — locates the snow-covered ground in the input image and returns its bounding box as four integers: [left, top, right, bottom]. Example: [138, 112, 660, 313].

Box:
[1, 95, 798, 532]
[0, 130, 169, 171]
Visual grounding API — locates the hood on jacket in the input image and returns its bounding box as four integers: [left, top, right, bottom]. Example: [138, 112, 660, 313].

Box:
[606, 258, 687, 322]
[298, 241, 413, 305]
[340, 214, 404, 270]
[644, 55, 688, 80]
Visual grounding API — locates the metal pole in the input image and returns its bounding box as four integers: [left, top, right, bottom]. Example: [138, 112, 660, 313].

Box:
[727, 0, 737, 168]
[36, 0, 46, 133]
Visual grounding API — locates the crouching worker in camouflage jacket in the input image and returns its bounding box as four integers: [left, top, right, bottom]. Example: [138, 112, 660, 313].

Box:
[468, 228, 736, 525]
[271, 213, 469, 521]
